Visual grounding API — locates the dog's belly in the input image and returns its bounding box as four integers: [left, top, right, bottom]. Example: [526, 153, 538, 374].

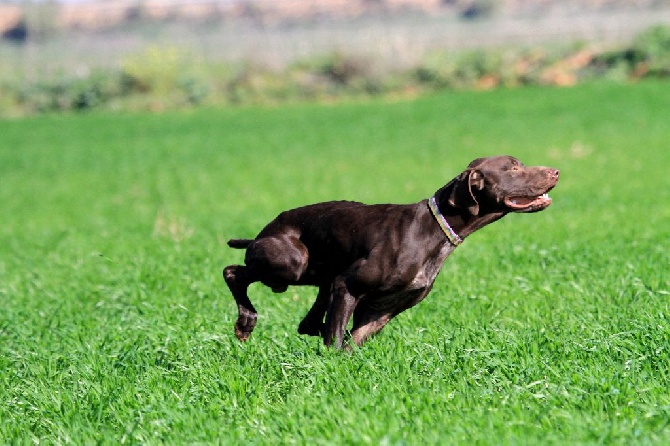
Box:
[365, 288, 428, 313]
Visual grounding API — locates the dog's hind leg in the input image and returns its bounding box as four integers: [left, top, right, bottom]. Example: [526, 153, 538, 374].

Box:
[224, 235, 309, 342]
[223, 264, 257, 341]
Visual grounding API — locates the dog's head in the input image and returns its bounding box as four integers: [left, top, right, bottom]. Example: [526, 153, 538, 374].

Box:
[448, 155, 559, 215]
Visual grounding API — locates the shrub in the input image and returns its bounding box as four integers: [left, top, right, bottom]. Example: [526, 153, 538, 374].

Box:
[121, 46, 190, 94]
[633, 24, 670, 77]
[588, 48, 645, 78]
[14, 70, 128, 113]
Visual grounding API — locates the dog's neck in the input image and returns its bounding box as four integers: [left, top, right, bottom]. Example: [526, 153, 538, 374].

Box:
[431, 181, 506, 241]
[428, 196, 463, 245]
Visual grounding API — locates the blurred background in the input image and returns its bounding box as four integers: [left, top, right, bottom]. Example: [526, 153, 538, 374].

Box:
[1, 0, 669, 116]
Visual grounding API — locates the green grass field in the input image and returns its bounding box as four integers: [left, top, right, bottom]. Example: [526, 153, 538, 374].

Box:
[1, 81, 668, 444]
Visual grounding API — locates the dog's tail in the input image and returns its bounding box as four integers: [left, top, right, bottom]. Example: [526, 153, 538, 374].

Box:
[228, 239, 254, 249]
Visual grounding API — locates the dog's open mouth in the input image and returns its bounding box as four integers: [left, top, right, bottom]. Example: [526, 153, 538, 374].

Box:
[504, 193, 552, 212]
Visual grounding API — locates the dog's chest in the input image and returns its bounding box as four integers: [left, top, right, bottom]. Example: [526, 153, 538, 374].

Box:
[410, 242, 455, 290]
[366, 243, 454, 313]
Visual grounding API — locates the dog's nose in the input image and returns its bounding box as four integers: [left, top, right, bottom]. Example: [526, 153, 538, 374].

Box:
[549, 168, 560, 180]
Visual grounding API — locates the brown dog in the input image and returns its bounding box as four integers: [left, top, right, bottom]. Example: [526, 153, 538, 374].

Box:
[224, 156, 559, 348]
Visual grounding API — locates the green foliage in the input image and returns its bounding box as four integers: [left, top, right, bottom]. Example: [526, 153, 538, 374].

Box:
[0, 81, 668, 443]
[416, 49, 506, 89]
[121, 46, 191, 94]
[587, 25, 670, 80]
[588, 48, 645, 78]
[2, 25, 670, 116]
[14, 70, 129, 113]
[633, 24, 670, 76]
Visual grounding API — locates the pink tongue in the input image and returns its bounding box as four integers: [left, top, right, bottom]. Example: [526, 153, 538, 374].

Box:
[513, 197, 535, 206]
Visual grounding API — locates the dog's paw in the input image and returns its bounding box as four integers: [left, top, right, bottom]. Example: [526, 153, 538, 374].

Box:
[235, 325, 252, 341]
[297, 320, 322, 337]
[235, 309, 257, 341]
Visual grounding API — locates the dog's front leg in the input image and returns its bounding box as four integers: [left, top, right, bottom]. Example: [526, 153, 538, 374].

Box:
[223, 264, 257, 341]
[323, 276, 358, 349]
[298, 284, 330, 337]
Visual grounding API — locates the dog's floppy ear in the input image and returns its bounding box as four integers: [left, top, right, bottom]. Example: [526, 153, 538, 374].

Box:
[448, 169, 484, 216]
